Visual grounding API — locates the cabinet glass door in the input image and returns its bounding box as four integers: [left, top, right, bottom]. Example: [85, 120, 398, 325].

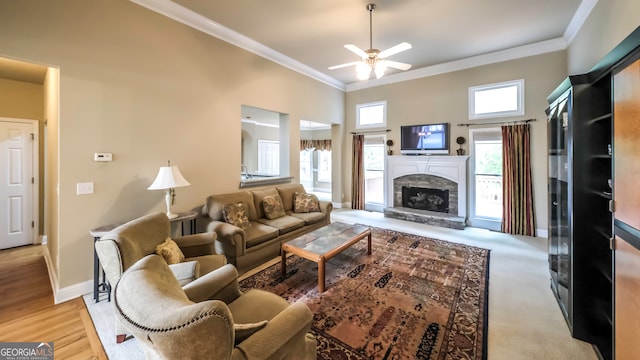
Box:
[548, 95, 570, 315]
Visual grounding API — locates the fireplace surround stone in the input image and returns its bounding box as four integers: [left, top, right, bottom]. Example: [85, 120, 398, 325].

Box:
[384, 155, 469, 229]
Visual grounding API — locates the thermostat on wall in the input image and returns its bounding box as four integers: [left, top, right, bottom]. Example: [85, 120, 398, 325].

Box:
[94, 153, 113, 162]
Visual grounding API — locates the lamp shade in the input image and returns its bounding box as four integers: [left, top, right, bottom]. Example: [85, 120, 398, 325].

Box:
[147, 166, 190, 190]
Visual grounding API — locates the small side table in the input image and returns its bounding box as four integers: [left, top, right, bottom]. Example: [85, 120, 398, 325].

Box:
[171, 211, 198, 235]
[90, 223, 120, 303]
[89, 211, 199, 303]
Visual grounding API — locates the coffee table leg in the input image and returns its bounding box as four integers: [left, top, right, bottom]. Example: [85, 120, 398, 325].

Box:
[281, 250, 287, 278]
[318, 256, 326, 292]
[367, 231, 372, 255]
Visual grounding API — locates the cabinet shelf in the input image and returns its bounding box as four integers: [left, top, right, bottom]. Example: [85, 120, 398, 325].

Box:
[589, 189, 612, 199]
[586, 113, 612, 125]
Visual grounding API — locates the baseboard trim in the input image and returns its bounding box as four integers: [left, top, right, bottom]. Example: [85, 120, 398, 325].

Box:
[42, 245, 93, 304]
[55, 280, 93, 304]
[536, 228, 548, 238]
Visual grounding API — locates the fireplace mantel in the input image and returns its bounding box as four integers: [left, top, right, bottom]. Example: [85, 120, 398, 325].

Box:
[385, 155, 469, 219]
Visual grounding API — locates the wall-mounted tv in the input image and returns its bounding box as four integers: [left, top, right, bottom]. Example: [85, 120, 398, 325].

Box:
[400, 123, 450, 155]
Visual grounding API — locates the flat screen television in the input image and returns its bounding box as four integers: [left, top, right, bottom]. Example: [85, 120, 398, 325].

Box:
[400, 123, 450, 155]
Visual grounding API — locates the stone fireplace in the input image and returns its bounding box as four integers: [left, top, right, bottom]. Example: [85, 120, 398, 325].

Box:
[384, 155, 468, 229]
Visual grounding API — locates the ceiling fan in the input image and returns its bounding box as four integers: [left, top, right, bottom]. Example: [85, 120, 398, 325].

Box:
[329, 3, 412, 80]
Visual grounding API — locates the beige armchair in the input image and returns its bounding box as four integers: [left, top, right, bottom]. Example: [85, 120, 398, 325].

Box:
[115, 255, 316, 360]
[95, 212, 227, 342]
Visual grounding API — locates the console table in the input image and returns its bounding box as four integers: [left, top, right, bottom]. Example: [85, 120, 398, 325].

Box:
[89, 211, 198, 302]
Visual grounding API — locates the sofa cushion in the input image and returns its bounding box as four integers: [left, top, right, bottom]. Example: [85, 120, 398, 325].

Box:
[204, 191, 257, 221]
[262, 195, 286, 220]
[156, 238, 185, 264]
[276, 184, 306, 213]
[245, 222, 279, 248]
[223, 202, 252, 231]
[257, 215, 305, 235]
[289, 211, 326, 225]
[293, 192, 321, 213]
[251, 188, 280, 220]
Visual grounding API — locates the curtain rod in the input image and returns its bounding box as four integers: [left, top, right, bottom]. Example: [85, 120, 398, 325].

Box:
[456, 118, 537, 127]
[350, 129, 391, 134]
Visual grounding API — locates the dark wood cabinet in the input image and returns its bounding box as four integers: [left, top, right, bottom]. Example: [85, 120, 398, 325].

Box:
[546, 25, 640, 360]
[547, 73, 613, 360]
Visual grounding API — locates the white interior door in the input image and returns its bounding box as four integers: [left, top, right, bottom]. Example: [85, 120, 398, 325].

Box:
[0, 120, 35, 250]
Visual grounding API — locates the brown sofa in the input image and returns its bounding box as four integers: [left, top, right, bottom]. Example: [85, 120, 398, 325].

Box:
[200, 184, 332, 273]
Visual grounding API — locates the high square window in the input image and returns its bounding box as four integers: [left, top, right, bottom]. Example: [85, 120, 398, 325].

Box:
[469, 79, 524, 120]
[356, 101, 386, 129]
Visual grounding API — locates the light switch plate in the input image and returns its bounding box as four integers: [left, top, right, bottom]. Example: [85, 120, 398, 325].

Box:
[77, 182, 94, 195]
[94, 153, 112, 162]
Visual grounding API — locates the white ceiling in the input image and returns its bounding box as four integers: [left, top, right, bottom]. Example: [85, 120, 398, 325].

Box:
[2, 1, 591, 90]
[139, 0, 588, 90]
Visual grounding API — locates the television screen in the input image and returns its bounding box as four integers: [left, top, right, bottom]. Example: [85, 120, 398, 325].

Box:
[400, 123, 449, 155]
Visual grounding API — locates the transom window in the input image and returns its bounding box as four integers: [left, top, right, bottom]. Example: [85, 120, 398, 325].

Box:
[469, 79, 524, 120]
[356, 101, 386, 129]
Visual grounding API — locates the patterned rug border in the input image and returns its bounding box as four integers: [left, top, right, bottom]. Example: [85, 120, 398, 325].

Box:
[240, 225, 491, 360]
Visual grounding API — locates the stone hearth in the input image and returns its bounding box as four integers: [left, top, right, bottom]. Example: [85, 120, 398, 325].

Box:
[384, 155, 469, 229]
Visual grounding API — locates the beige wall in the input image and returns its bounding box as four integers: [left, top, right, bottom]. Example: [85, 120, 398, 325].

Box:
[0, 0, 344, 290]
[0, 78, 43, 119]
[344, 51, 568, 232]
[568, 0, 640, 74]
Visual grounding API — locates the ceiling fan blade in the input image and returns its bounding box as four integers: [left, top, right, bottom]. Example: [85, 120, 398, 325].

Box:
[378, 42, 412, 59]
[344, 44, 369, 59]
[328, 61, 360, 70]
[385, 60, 412, 71]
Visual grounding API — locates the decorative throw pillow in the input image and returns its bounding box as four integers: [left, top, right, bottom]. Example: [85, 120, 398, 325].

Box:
[234, 320, 268, 344]
[222, 202, 251, 231]
[156, 238, 185, 265]
[262, 195, 286, 219]
[293, 192, 321, 213]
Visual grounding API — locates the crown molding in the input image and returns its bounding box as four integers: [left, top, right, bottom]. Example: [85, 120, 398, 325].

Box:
[131, 0, 590, 94]
[345, 38, 568, 92]
[130, 0, 346, 91]
[564, 0, 598, 44]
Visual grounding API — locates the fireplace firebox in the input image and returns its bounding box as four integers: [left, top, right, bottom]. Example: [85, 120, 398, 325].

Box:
[401, 186, 449, 213]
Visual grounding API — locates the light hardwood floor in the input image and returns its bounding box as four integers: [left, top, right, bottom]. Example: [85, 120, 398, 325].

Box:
[0, 245, 106, 360]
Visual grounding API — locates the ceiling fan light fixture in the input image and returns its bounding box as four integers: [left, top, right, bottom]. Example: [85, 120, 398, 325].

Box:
[329, 3, 412, 81]
[356, 61, 371, 80]
[374, 60, 387, 79]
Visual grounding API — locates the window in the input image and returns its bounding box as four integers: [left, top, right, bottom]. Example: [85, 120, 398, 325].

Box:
[469, 79, 524, 120]
[318, 150, 331, 182]
[363, 135, 385, 210]
[469, 128, 503, 231]
[300, 150, 312, 181]
[257, 140, 279, 175]
[356, 101, 386, 129]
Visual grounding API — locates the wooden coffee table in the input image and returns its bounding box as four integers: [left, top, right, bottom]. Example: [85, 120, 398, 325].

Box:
[281, 222, 371, 292]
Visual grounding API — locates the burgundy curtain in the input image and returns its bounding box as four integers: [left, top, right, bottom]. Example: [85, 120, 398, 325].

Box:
[501, 124, 535, 235]
[351, 134, 365, 210]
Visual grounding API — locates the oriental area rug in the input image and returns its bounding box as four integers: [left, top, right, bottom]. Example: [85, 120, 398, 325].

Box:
[239, 226, 490, 360]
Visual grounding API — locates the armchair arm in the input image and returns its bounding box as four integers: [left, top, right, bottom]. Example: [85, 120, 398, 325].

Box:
[234, 301, 314, 360]
[207, 221, 246, 260]
[182, 263, 242, 304]
[174, 232, 217, 258]
[168, 261, 200, 286]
